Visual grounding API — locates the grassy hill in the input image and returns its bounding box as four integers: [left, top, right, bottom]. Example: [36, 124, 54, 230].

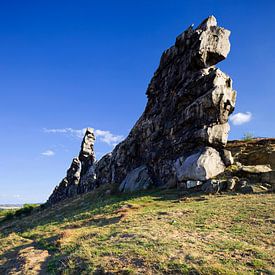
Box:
[0, 186, 274, 274]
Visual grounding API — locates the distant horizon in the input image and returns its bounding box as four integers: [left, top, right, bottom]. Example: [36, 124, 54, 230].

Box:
[1, 1, 274, 204]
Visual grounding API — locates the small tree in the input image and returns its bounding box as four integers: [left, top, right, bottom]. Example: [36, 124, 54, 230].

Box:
[242, 132, 254, 141]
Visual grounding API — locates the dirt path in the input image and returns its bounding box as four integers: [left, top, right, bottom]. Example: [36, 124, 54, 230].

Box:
[0, 236, 50, 275]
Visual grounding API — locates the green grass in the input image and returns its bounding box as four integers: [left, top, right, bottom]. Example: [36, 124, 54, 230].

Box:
[0, 186, 274, 274]
[0, 209, 12, 220]
[0, 204, 40, 223]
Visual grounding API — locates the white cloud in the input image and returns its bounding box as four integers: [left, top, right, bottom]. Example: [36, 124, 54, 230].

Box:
[94, 129, 124, 146]
[229, 112, 252, 125]
[41, 150, 55, 157]
[0, 194, 22, 199]
[43, 128, 85, 139]
[43, 128, 124, 147]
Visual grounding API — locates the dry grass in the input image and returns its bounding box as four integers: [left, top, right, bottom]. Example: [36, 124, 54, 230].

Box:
[0, 187, 274, 274]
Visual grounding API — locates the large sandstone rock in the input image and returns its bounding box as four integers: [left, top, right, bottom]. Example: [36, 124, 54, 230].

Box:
[47, 16, 236, 204]
[119, 166, 153, 193]
[175, 147, 225, 181]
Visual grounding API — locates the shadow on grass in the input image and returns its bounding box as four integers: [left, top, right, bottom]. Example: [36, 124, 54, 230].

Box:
[65, 215, 123, 230]
[0, 187, 180, 236]
[0, 185, 268, 238]
[0, 236, 55, 275]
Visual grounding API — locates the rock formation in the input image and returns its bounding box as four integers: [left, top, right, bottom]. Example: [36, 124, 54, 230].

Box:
[47, 16, 237, 204]
[226, 138, 275, 188]
[47, 128, 96, 204]
[193, 138, 275, 195]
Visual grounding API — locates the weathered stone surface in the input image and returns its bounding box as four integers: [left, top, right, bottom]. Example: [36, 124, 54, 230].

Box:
[119, 166, 153, 192]
[227, 138, 275, 170]
[225, 139, 275, 189]
[47, 16, 236, 204]
[202, 180, 220, 194]
[47, 128, 96, 204]
[186, 180, 203, 189]
[202, 179, 228, 194]
[79, 128, 96, 175]
[221, 149, 234, 167]
[78, 164, 97, 193]
[238, 185, 254, 194]
[262, 171, 275, 185]
[175, 147, 225, 181]
[241, 165, 272, 174]
[226, 177, 238, 191]
[67, 158, 81, 185]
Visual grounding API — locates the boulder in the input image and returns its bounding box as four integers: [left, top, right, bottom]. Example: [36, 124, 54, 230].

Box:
[119, 166, 153, 193]
[175, 147, 225, 181]
[226, 177, 239, 191]
[202, 180, 220, 194]
[235, 180, 248, 191]
[186, 180, 203, 189]
[238, 185, 254, 194]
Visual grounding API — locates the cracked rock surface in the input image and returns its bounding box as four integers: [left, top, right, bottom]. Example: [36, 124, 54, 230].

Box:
[47, 16, 236, 204]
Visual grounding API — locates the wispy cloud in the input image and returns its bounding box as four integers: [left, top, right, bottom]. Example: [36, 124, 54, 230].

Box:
[0, 194, 22, 199]
[94, 129, 124, 146]
[43, 128, 85, 139]
[43, 128, 124, 147]
[41, 150, 55, 156]
[230, 112, 252, 125]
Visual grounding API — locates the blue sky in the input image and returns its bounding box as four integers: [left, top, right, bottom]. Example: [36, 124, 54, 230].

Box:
[0, 1, 274, 204]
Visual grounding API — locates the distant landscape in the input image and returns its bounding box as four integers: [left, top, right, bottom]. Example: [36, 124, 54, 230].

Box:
[0, 204, 23, 210]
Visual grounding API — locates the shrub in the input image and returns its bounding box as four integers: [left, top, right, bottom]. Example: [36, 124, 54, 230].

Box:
[1, 204, 39, 222]
[242, 132, 254, 141]
[14, 204, 34, 217]
[3, 211, 14, 221]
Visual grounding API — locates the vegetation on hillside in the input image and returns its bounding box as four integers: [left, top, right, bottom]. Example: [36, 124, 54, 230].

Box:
[0, 186, 274, 274]
[0, 204, 40, 222]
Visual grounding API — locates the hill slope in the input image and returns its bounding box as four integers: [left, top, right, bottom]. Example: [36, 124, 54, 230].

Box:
[0, 186, 274, 274]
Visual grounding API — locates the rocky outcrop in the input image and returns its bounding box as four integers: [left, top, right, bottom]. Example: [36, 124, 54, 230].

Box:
[194, 138, 275, 195]
[47, 16, 237, 204]
[227, 138, 275, 170]
[47, 128, 96, 204]
[226, 138, 275, 188]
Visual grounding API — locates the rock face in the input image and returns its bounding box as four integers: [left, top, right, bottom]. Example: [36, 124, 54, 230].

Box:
[47, 16, 236, 204]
